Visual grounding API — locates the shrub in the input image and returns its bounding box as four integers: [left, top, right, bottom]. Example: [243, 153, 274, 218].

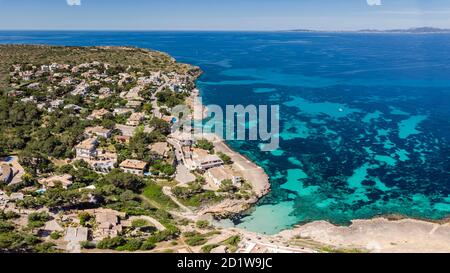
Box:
[195, 139, 214, 152]
[196, 220, 210, 229]
[78, 212, 94, 227]
[97, 236, 126, 250]
[201, 244, 220, 253]
[223, 235, 241, 247]
[80, 241, 96, 249]
[140, 240, 156, 251]
[217, 152, 233, 165]
[116, 238, 143, 252]
[50, 231, 62, 240]
[131, 219, 149, 228]
[27, 212, 51, 229]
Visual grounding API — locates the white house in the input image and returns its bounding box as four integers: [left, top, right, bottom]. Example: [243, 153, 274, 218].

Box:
[75, 138, 98, 159]
[206, 166, 242, 187]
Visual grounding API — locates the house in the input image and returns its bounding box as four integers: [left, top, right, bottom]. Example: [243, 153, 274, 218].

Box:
[38, 174, 73, 189]
[193, 155, 224, 171]
[206, 166, 242, 187]
[75, 138, 98, 159]
[87, 109, 110, 120]
[0, 191, 9, 208]
[126, 100, 142, 108]
[21, 96, 36, 103]
[65, 227, 89, 243]
[84, 126, 112, 139]
[93, 209, 125, 238]
[27, 82, 40, 90]
[89, 150, 117, 173]
[113, 108, 134, 116]
[98, 87, 112, 99]
[170, 131, 194, 146]
[50, 99, 64, 109]
[64, 104, 83, 113]
[192, 149, 223, 171]
[123, 86, 144, 101]
[115, 124, 136, 137]
[114, 135, 131, 144]
[119, 159, 148, 176]
[60, 76, 75, 86]
[0, 164, 13, 184]
[126, 112, 145, 126]
[150, 142, 171, 158]
[71, 81, 90, 96]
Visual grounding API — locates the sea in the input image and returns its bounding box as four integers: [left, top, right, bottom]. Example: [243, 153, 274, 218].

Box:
[2, 31, 450, 234]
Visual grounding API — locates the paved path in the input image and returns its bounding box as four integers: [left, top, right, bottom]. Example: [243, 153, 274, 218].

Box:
[163, 186, 193, 215]
[175, 165, 196, 185]
[151, 83, 168, 119]
[128, 216, 166, 231]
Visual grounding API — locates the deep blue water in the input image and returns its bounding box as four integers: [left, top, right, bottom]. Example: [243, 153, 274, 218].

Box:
[2, 31, 450, 234]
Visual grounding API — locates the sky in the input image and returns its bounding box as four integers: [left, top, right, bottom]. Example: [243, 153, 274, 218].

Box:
[0, 0, 449, 31]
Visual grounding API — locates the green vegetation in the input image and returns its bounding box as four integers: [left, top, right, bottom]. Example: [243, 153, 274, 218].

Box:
[0, 45, 205, 253]
[156, 89, 188, 108]
[27, 212, 51, 229]
[50, 231, 63, 240]
[201, 244, 220, 253]
[150, 162, 176, 177]
[80, 241, 96, 250]
[195, 139, 214, 152]
[131, 219, 149, 228]
[0, 211, 57, 253]
[0, 45, 199, 89]
[172, 182, 223, 207]
[219, 179, 238, 193]
[217, 152, 233, 165]
[319, 246, 366, 253]
[183, 231, 208, 246]
[196, 220, 210, 229]
[78, 212, 94, 228]
[143, 183, 177, 209]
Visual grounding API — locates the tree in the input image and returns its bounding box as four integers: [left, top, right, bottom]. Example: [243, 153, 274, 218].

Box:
[196, 139, 214, 152]
[219, 179, 237, 193]
[27, 212, 51, 229]
[149, 118, 171, 136]
[78, 212, 94, 227]
[0, 143, 8, 158]
[19, 150, 54, 175]
[103, 169, 145, 192]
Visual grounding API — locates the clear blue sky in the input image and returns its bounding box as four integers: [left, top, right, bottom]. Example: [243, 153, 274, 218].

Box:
[0, 0, 449, 31]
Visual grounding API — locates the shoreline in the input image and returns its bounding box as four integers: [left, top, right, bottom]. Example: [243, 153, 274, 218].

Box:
[185, 72, 271, 218]
[181, 53, 450, 252]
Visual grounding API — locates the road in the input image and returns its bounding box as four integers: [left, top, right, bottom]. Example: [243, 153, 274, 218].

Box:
[151, 83, 168, 119]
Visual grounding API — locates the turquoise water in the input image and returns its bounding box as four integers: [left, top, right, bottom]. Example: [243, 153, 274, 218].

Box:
[2, 31, 450, 234]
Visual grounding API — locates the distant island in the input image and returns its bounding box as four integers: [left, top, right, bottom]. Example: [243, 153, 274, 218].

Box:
[289, 27, 450, 34]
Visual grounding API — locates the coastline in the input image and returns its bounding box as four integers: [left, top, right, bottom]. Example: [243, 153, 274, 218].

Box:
[193, 132, 271, 217]
[186, 63, 450, 229]
[185, 73, 271, 217]
[186, 60, 450, 253]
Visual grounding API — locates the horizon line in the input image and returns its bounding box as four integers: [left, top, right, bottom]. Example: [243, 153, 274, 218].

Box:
[0, 26, 448, 32]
